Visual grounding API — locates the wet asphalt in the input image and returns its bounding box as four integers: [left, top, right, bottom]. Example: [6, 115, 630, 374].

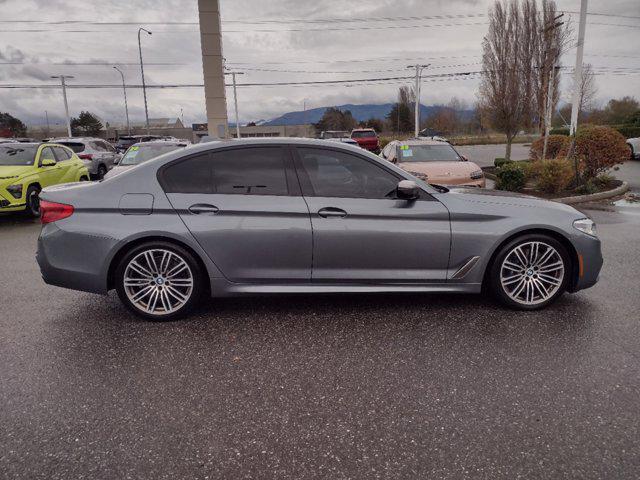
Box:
[1, 205, 639, 479]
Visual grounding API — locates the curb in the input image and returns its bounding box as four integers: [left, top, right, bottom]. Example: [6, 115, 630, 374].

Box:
[482, 169, 628, 204]
[553, 182, 629, 205]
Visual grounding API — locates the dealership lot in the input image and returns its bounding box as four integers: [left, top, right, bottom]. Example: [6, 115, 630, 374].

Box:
[1, 203, 639, 479]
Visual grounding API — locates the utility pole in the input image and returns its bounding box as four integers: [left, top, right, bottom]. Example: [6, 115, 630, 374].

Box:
[225, 71, 244, 139]
[138, 27, 152, 135]
[113, 66, 131, 135]
[569, 0, 588, 185]
[44, 110, 50, 138]
[407, 64, 429, 138]
[541, 14, 564, 160]
[50, 75, 74, 137]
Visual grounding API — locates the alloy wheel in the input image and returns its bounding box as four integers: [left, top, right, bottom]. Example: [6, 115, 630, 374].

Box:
[123, 248, 194, 316]
[499, 241, 565, 306]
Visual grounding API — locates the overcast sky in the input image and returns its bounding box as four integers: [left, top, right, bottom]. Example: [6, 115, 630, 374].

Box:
[0, 0, 638, 127]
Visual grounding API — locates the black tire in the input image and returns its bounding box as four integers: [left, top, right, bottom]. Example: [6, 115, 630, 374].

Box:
[25, 185, 41, 218]
[96, 164, 107, 180]
[115, 241, 206, 321]
[488, 234, 571, 310]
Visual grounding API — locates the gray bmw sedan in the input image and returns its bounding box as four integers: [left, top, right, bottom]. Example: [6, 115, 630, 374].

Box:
[36, 138, 602, 320]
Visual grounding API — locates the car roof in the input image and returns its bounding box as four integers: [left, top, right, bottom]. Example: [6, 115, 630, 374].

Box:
[52, 137, 105, 143]
[351, 128, 375, 132]
[391, 138, 451, 146]
[0, 142, 41, 147]
[130, 140, 189, 147]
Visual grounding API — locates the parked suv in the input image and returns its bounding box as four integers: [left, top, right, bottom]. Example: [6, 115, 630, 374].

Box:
[52, 137, 120, 179]
[350, 128, 380, 153]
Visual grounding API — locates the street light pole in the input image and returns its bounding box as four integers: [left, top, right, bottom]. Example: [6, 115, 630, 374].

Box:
[225, 71, 244, 139]
[138, 27, 152, 135]
[541, 14, 564, 160]
[113, 66, 131, 135]
[569, 0, 588, 186]
[407, 64, 429, 138]
[50, 75, 74, 137]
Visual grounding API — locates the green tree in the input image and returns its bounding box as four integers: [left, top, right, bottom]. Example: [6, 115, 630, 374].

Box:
[360, 117, 384, 133]
[386, 86, 414, 133]
[70, 111, 103, 136]
[603, 96, 639, 125]
[315, 107, 357, 133]
[0, 112, 27, 137]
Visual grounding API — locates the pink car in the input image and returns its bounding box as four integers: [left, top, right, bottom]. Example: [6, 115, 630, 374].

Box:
[380, 139, 485, 188]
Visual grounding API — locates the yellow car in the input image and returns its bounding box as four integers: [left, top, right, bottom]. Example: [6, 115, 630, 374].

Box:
[0, 142, 89, 217]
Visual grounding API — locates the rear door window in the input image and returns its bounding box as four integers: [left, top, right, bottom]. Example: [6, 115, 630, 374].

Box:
[161, 147, 290, 196]
[53, 146, 73, 161]
[57, 142, 85, 153]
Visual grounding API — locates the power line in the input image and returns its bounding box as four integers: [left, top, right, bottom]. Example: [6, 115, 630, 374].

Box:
[0, 21, 489, 34]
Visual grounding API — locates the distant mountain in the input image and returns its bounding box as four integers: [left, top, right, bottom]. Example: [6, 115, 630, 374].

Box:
[263, 103, 474, 126]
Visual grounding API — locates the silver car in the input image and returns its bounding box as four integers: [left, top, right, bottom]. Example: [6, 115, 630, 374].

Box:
[104, 140, 189, 179]
[36, 138, 602, 320]
[52, 137, 120, 179]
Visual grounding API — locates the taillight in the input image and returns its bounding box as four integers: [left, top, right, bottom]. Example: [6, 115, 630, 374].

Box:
[78, 154, 93, 160]
[40, 201, 74, 224]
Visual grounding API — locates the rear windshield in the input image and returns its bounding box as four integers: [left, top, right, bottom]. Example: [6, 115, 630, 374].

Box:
[352, 131, 376, 138]
[116, 137, 136, 145]
[398, 144, 460, 162]
[0, 145, 37, 166]
[55, 142, 85, 153]
[120, 144, 183, 166]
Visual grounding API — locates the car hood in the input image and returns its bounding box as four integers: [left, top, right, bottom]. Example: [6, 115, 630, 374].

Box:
[0, 165, 31, 180]
[443, 186, 581, 215]
[399, 161, 480, 179]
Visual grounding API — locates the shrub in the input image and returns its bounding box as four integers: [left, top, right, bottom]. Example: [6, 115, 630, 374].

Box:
[575, 180, 598, 195]
[530, 135, 570, 160]
[379, 136, 392, 150]
[530, 158, 574, 194]
[559, 125, 629, 180]
[594, 173, 615, 188]
[496, 162, 527, 192]
[494, 157, 512, 168]
[613, 124, 640, 139]
[549, 127, 570, 136]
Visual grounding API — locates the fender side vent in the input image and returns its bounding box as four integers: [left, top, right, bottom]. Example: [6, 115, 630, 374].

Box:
[451, 256, 481, 280]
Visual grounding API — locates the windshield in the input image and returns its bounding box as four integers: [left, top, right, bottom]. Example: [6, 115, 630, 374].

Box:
[352, 131, 376, 138]
[398, 144, 460, 162]
[120, 144, 183, 166]
[0, 145, 37, 166]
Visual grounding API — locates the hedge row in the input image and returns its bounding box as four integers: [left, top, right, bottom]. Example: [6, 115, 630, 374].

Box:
[550, 124, 640, 139]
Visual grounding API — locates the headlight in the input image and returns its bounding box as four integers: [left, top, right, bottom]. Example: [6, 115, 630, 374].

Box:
[573, 218, 597, 237]
[470, 170, 484, 180]
[6, 184, 23, 199]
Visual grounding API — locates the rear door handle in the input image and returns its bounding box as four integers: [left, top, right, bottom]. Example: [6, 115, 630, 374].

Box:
[318, 207, 347, 218]
[188, 204, 219, 215]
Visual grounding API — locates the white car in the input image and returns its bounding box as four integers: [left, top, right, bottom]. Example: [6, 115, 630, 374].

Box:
[627, 138, 640, 160]
[104, 140, 190, 179]
[52, 137, 121, 179]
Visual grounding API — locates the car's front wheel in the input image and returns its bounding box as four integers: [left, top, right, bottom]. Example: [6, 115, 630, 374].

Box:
[115, 242, 205, 320]
[489, 234, 571, 310]
[25, 185, 41, 217]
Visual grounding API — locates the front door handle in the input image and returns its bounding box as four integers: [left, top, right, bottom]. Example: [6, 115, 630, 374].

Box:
[188, 204, 219, 215]
[318, 207, 347, 218]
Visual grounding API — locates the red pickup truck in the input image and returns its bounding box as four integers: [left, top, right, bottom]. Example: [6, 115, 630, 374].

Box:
[350, 128, 380, 153]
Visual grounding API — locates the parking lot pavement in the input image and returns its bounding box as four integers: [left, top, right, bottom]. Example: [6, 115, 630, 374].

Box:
[1, 207, 639, 480]
[455, 143, 530, 168]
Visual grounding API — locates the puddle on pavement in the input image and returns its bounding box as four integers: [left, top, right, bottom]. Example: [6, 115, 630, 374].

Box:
[613, 193, 640, 215]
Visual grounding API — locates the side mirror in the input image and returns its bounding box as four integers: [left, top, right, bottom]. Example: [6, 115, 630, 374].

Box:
[397, 180, 419, 200]
[41, 158, 56, 167]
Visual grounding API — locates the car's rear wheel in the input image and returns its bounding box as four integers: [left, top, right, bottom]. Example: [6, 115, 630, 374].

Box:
[489, 234, 571, 310]
[25, 185, 41, 218]
[115, 242, 205, 320]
